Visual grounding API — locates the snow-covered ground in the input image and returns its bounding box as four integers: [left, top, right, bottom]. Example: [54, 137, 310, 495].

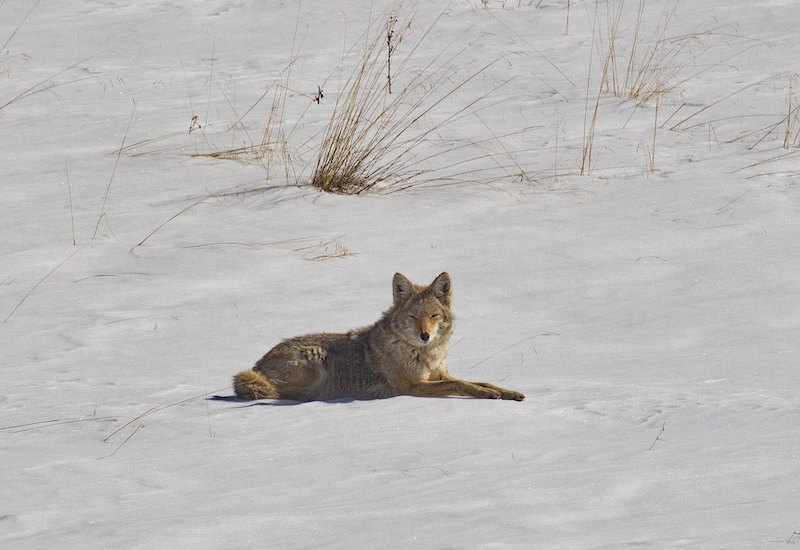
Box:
[2, 1, 799, 548]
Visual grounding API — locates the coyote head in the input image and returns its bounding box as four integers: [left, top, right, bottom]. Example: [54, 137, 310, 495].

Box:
[390, 272, 454, 347]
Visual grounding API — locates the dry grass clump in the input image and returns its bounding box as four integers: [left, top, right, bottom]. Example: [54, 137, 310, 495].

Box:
[308, 20, 410, 194]
[309, 6, 518, 194]
[580, 0, 760, 175]
[594, 0, 686, 104]
[591, 0, 755, 105]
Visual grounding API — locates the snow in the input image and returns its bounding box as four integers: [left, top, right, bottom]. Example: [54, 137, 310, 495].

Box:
[2, 0, 799, 548]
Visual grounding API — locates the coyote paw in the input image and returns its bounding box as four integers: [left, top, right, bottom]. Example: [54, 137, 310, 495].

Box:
[501, 390, 525, 401]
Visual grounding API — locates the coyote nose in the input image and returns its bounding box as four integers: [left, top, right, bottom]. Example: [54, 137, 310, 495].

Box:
[420, 332, 430, 342]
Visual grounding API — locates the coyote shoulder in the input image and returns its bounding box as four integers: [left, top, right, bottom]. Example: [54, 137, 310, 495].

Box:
[233, 272, 525, 402]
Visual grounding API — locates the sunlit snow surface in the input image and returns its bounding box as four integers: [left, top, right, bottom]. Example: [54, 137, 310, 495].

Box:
[2, 1, 799, 548]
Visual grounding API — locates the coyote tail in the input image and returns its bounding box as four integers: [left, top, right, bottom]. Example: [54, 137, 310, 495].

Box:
[233, 370, 279, 400]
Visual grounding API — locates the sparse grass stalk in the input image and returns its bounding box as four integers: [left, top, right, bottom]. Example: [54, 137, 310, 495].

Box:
[708, 122, 720, 150]
[743, 75, 800, 150]
[93, 100, 137, 239]
[581, 2, 605, 176]
[482, 7, 575, 93]
[135, 182, 247, 248]
[386, 11, 398, 94]
[783, 74, 800, 149]
[65, 161, 76, 246]
[648, 420, 667, 451]
[1, 1, 40, 54]
[553, 109, 560, 181]
[660, 102, 686, 129]
[649, 94, 659, 172]
[467, 107, 534, 183]
[784, 77, 794, 148]
[1, 0, 93, 110]
[580, 85, 600, 176]
[0, 414, 117, 433]
[731, 149, 800, 176]
[203, 40, 215, 153]
[205, 389, 214, 438]
[3, 242, 89, 324]
[104, 388, 228, 443]
[181, 235, 357, 260]
[669, 76, 772, 131]
[1, 55, 95, 112]
[295, 237, 357, 261]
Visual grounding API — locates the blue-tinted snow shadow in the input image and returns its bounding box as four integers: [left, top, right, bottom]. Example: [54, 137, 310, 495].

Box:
[209, 395, 357, 406]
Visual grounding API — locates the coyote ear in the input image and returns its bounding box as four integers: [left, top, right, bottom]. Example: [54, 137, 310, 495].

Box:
[430, 272, 452, 306]
[393, 272, 414, 306]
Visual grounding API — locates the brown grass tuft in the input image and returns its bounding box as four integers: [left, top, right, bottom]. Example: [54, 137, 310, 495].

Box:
[309, 6, 518, 194]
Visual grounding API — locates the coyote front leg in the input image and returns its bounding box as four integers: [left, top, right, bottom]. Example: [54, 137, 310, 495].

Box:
[408, 379, 511, 399]
[435, 374, 525, 401]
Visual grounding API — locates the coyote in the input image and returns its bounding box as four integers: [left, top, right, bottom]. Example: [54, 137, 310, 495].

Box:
[233, 272, 525, 402]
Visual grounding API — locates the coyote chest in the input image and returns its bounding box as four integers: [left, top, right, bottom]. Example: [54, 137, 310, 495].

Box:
[400, 345, 445, 381]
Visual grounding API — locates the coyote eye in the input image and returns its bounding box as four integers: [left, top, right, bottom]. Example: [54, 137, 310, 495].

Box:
[431, 314, 440, 319]
[408, 315, 418, 320]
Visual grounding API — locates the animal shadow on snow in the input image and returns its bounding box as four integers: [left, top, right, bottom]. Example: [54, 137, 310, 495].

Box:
[209, 394, 357, 407]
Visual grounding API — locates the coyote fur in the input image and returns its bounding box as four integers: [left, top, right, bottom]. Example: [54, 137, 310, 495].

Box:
[233, 272, 525, 402]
